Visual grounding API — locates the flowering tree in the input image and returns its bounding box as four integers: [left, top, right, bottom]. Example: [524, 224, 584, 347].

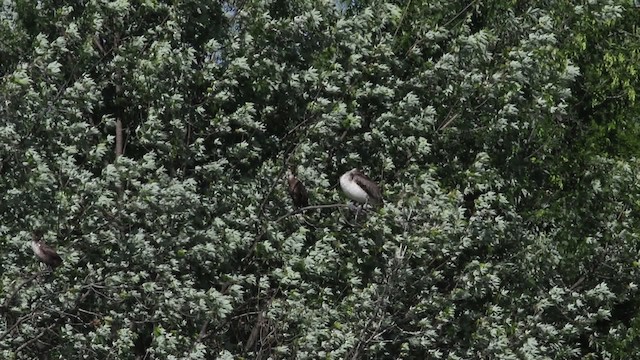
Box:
[1, 0, 639, 358]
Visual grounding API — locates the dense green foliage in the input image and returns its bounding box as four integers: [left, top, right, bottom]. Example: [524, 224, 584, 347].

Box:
[2, 0, 640, 358]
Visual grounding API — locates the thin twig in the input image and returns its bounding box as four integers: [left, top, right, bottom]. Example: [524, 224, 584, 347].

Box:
[405, 0, 478, 57]
[273, 203, 348, 223]
[348, 247, 406, 359]
[0, 272, 41, 313]
[244, 311, 266, 353]
[242, 203, 348, 263]
[437, 113, 459, 132]
[0, 312, 36, 342]
[196, 319, 211, 342]
[393, 0, 412, 38]
[15, 324, 56, 354]
[442, 0, 477, 29]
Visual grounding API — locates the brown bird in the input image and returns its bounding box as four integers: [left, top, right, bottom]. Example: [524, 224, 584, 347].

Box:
[339, 168, 383, 207]
[287, 171, 309, 209]
[31, 231, 63, 269]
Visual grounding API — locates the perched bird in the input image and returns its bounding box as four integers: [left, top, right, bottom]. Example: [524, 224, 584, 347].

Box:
[287, 171, 309, 209]
[339, 168, 383, 207]
[31, 231, 63, 269]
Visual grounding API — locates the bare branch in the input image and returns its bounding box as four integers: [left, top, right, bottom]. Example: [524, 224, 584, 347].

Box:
[273, 203, 348, 224]
[115, 118, 123, 157]
[0, 272, 41, 314]
[15, 324, 56, 355]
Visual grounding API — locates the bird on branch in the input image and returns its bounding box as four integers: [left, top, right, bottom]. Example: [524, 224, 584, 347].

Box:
[339, 168, 383, 210]
[287, 170, 309, 209]
[31, 231, 63, 270]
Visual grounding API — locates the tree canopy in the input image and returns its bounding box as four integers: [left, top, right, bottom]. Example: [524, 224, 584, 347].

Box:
[2, 0, 640, 358]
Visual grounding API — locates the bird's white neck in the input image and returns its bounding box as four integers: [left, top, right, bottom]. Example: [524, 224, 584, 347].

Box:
[31, 240, 43, 257]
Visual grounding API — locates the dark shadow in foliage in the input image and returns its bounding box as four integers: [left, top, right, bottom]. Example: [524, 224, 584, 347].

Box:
[133, 322, 154, 359]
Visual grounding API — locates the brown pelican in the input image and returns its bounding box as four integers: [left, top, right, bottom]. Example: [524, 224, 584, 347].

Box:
[31, 232, 63, 269]
[339, 168, 383, 207]
[287, 171, 309, 209]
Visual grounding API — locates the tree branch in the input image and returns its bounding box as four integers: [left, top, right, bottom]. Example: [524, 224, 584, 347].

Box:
[273, 203, 348, 224]
[15, 324, 56, 355]
[0, 272, 41, 314]
[115, 118, 123, 157]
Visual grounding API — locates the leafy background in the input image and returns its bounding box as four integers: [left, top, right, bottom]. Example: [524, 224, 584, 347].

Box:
[1, 0, 640, 358]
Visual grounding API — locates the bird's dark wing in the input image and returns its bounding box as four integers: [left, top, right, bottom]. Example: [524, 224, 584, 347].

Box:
[288, 176, 309, 208]
[40, 243, 63, 267]
[352, 170, 383, 205]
